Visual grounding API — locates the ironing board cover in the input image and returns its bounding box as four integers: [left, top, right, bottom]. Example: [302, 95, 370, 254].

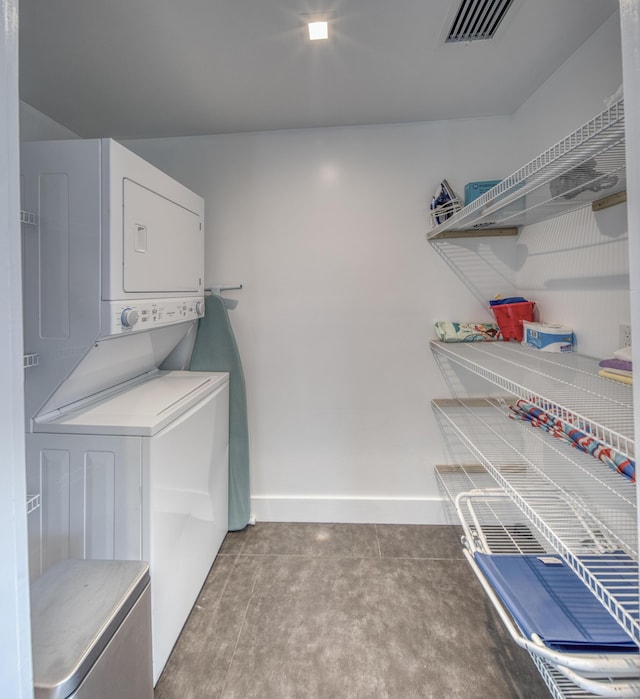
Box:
[474, 552, 638, 653]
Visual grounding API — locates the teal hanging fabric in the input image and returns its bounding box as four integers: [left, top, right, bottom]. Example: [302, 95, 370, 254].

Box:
[189, 294, 250, 531]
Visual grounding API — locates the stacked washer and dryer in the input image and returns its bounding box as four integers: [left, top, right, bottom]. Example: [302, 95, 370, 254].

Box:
[21, 139, 229, 684]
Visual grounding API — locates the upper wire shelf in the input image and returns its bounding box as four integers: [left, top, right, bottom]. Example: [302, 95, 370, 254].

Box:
[430, 341, 634, 461]
[427, 99, 626, 240]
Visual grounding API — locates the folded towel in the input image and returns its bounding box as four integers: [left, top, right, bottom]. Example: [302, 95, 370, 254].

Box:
[509, 399, 635, 482]
[613, 346, 633, 362]
[599, 368, 633, 385]
[489, 297, 529, 306]
[474, 552, 638, 653]
[598, 367, 632, 378]
[434, 321, 500, 343]
[599, 358, 632, 372]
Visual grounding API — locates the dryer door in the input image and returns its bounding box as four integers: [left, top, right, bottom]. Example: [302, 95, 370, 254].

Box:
[122, 178, 202, 294]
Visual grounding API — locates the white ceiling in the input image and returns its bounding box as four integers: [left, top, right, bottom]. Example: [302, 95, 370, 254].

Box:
[19, 0, 618, 139]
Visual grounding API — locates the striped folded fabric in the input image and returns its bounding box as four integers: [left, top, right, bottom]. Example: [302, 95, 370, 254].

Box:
[508, 399, 635, 483]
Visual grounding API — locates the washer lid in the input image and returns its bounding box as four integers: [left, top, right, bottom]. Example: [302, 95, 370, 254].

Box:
[34, 370, 229, 436]
[31, 559, 150, 699]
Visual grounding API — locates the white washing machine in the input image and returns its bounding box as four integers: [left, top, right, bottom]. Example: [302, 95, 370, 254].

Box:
[28, 371, 229, 683]
[21, 139, 229, 683]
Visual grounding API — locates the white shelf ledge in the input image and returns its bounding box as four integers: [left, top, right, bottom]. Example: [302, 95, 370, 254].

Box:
[430, 341, 634, 460]
[432, 397, 638, 644]
[427, 99, 625, 239]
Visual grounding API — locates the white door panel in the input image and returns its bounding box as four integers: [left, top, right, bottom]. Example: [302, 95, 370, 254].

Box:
[123, 179, 202, 294]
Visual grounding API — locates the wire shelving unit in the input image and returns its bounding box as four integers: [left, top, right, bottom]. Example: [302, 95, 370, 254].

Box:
[427, 99, 626, 239]
[436, 464, 640, 697]
[431, 341, 634, 460]
[428, 97, 637, 697]
[433, 397, 639, 647]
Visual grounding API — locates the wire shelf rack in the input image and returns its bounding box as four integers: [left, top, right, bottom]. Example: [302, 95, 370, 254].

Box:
[432, 397, 639, 645]
[531, 654, 620, 699]
[431, 341, 634, 461]
[436, 465, 551, 555]
[427, 99, 625, 239]
[435, 467, 640, 698]
[23, 353, 40, 369]
[20, 210, 37, 226]
[26, 494, 41, 515]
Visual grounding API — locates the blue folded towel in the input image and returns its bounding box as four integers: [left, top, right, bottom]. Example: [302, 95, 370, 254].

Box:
[474, 552, 638, 653]
[489, 297, 529, 306]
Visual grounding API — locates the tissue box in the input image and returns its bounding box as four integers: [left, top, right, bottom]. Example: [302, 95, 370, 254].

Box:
[464, 180, 501, 205]
[522, 322, 574, 352]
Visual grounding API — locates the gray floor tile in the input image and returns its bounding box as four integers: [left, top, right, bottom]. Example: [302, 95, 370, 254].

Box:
[154, 555, 261, 699]
[223, 522, 380, 558]
[156, 523, 551, 699]
[218, 527, 251, 555]
[219, 555, 549, 699]
[375, 524, 464, 559]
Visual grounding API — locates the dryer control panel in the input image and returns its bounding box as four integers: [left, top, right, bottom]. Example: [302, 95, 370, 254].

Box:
[102, 297, 205, 336]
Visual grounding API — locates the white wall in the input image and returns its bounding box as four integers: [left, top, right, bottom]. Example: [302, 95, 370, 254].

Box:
[20, 100, 79, 141]
[127, 116, 519, 523]
[511, 10, 623, 164]
[124, 10, 625, 524]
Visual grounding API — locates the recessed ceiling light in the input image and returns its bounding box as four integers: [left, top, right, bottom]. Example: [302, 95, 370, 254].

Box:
[308, 20, 329, 41]
[300, 12, 335, 42]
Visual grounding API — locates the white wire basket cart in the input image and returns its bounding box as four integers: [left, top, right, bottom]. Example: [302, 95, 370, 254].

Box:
[436, 461, 640, 698]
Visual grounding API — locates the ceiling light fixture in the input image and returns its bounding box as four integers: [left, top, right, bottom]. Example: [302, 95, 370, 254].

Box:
[300, 12, 335, 42]
[308, 20, 329, 41]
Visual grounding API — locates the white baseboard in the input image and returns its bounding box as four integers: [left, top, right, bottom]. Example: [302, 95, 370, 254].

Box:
[250, 495, 454, 525]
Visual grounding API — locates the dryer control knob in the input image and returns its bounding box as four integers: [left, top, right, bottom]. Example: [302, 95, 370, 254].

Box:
[121, 307, 139, 328]
[195, 301, 204, 316]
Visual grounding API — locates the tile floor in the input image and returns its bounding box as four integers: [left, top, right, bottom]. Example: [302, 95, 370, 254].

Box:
[154, 523, 550, 698]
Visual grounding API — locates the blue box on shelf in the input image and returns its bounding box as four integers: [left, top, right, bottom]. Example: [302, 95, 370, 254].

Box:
[464, 180, 501, 205]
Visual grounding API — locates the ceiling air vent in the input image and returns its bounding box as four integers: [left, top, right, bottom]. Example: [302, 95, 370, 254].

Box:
[446, 0, 516, 43]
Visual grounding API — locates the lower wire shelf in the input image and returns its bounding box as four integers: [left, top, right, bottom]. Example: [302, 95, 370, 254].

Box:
[435, 466, 640, 698]
[433, 397, 639, 646]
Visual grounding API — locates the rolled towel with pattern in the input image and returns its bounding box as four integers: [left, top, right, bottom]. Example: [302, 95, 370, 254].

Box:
[509, 399, 635, 482]
[434, 321, 500, 342]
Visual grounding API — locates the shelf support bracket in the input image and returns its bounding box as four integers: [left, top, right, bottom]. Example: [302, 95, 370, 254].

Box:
[592, 190, 627, 212]
[429, 227, 518, 240]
